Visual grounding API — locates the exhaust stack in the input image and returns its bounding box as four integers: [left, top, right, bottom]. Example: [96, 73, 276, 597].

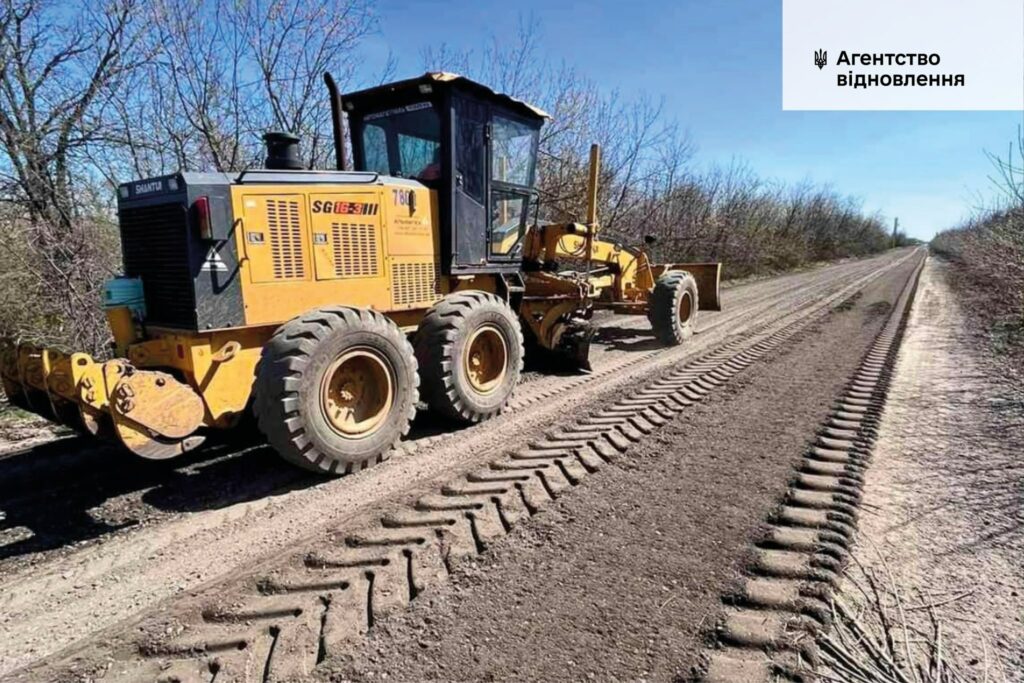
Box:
[324, 72, 348, 171]
[263, 132, 303, 170]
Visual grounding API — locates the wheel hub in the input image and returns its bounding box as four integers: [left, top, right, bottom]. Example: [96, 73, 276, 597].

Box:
[463, 324, 508, 395]
[320, 349, 394, 438]
[678, 291, 693, 325]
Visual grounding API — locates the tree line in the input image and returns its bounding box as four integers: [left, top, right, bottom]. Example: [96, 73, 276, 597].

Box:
[1, 2, 895, 355]
[932, 135, 1024, 363]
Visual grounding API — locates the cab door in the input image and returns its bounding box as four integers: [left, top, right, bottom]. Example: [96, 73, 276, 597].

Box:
[488, 114, 538, 262]
[451, 96, 489, 268]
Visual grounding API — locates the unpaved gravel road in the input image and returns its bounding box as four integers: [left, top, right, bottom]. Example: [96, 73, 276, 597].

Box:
[314, 252, 923, 682]
[0, 249, 915, 678]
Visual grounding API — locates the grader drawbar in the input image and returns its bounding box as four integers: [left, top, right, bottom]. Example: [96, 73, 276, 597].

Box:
[0, 72, 720, 474]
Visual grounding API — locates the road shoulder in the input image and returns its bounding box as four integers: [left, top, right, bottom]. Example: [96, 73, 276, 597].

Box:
[835, 258, 1024, 678]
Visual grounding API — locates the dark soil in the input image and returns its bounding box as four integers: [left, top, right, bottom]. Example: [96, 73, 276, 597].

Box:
[318, 257, 921, 682]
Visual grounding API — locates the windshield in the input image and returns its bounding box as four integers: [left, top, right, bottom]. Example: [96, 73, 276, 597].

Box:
[360, 103, 441, 181]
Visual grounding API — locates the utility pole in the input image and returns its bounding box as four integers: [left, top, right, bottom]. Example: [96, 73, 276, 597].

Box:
[891, 217, 899, 249]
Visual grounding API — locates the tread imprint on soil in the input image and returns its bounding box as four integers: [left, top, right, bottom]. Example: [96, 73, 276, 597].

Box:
[392, 254, 913, 462]
[701, 254, 926, 683]
[23, 254, 921, 683]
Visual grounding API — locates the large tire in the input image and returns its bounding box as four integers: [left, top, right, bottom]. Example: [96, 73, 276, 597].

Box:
[414, 291, 524, 423]
[647, 270, 700, 346]
[253, 307, 418, 475]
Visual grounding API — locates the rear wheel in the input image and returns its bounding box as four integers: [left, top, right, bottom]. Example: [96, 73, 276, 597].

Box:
[648, 271, 699, 345]
[253, 307, 418, 474]
[414, 291, 524, 422]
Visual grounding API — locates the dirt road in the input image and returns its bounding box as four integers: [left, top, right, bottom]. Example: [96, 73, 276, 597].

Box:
[318, 254, 922, 682]
[0, 249, 919, 680]
[834, 258, 1024, 680]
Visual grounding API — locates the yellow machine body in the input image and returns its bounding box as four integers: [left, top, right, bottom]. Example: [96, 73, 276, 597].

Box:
[232, 184, 450, 327]
[1, 176, 720, 459]
[1, 74, 721, 467]
[2, 181, 505, 456]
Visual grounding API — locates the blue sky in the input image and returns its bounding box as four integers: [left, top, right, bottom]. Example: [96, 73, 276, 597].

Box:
[358, 0, 1023, 240]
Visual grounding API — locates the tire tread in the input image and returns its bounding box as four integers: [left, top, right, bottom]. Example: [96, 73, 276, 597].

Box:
[253, 307, 418, 474]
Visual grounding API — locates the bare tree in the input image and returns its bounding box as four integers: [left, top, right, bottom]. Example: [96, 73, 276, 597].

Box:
[0, 0, 151, 352]
[123, 0, 378, 173]
[0, 0, 380, 352]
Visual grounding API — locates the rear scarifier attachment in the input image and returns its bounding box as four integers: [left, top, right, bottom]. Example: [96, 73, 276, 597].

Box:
[253, 306, 419, 474]
[11, 345, 56, 419]
[70, 351, 114, 437]
[42, 349, 87, 431]
[0, 340, 206, 458]
[648, 270, 700, 345]
[106, 361, 206, 460]
[414, 291, 525, 423]
[1, 342, 32, 413]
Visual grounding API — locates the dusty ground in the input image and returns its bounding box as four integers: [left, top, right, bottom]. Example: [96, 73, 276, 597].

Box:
[315, 256, 921, 682]
[0, 402, 65, 455]
[835, 258, 1024, 680]
[0, 250, 914, 678]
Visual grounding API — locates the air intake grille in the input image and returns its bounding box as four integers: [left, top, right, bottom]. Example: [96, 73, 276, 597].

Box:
[332, 222, 379, 278]
[267, 199, 305, 280]
[119, 202, 196, 329]
[391, 261, 441, 307]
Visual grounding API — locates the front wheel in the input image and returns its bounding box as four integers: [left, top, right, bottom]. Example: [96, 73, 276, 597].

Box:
[253, 307, 418, 474]
[647, 271, 700, 345]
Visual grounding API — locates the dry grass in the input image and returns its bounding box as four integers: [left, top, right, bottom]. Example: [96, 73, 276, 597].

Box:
[817, 549, 1011, 683]
[932, 209, 1024, 375]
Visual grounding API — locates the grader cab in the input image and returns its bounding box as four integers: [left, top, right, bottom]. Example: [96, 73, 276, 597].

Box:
[0, 72, 720, 474]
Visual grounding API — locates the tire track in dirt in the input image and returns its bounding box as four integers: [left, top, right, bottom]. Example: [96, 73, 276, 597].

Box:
[701, 253, 926, 682]
[0, 250, 915, 678]
[312, 252, 925, 683]
[9, 252, 921, 682]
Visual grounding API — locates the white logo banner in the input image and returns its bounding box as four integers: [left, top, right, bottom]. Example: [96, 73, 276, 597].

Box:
[783, 0, 1024, 110]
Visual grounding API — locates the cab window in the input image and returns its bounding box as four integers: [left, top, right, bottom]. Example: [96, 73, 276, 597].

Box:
[489, 115, 538, 258]
[491, 190, 528, 256]
[491, 115, 538, 186]
[361, 103, 441, 181]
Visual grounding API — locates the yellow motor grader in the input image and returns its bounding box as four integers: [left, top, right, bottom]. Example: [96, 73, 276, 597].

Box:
[0, 73, 720, 474]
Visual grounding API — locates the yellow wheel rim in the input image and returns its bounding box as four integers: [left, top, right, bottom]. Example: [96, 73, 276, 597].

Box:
[678, 291, 693, 325]
[320, 348, 394, 438]
[463, 324, 508, 395]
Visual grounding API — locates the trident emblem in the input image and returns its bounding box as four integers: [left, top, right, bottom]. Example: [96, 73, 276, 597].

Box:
[814, 49, 827, 70]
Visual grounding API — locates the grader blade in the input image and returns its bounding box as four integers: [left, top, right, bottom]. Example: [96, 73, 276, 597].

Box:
[655, 262, 722, 311]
